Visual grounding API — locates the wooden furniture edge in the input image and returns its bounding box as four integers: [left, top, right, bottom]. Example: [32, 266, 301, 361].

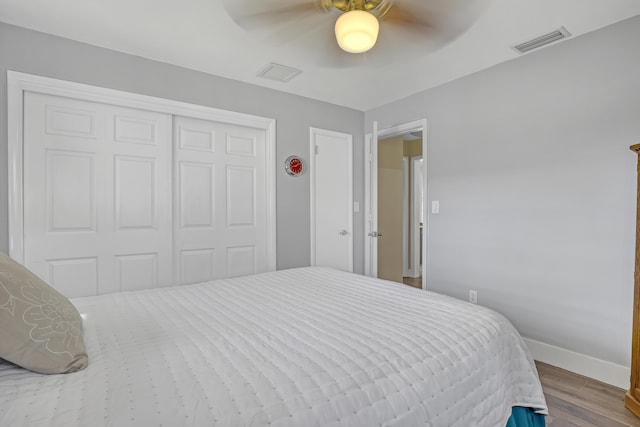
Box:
[627, 144, 640, 418]
[626, 391, 640, 418]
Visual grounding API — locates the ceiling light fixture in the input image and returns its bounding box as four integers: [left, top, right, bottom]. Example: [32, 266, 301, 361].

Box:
[335, 10, 379, 53]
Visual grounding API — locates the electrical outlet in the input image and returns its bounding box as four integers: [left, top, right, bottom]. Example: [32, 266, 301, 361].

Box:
[469, 290, 478, 304]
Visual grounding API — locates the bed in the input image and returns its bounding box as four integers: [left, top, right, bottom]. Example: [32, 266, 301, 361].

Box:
[0, 266, 547, 426]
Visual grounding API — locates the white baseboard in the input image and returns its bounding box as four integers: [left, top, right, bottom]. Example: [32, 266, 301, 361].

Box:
[523, 337, 630, 390]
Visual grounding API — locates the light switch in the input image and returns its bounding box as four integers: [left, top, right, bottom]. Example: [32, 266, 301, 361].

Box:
[353, 202, 360, 213]
[432, 200, 440, 214]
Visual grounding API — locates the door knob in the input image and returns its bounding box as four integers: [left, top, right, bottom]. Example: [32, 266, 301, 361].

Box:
[339, 229, 349, 236]
[368, 231, 383, 238]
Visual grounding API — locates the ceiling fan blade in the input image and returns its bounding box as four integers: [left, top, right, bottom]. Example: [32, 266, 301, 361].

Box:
[383, 0, 490, 24]
[376, 0, 491, 53]
[224, 0, 334, 30]
[229, 4, 319, 29]
[224, 0, 338, 46]
[380, 3, 438, 33]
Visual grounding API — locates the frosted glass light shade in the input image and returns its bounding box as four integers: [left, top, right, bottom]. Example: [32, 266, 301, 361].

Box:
[335, 10, 379, 53]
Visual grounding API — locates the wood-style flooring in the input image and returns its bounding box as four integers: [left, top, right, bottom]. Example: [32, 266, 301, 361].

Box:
[536, 361, 640, 426]
[402, 276, 422, 288]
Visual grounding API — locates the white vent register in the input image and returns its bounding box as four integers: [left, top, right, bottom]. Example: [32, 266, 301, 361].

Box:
[257, 63, 302, 83]
[512, 27, 571, 54]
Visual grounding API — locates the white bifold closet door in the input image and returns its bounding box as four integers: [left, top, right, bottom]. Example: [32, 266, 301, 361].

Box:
[173, 116, 267, 285]
[23, 92, 269, 297]
[23, 92, 173, 296]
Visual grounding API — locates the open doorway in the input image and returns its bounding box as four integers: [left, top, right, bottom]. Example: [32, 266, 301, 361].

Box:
[364, 119, 427, 290]
[376, 133, 423, 287]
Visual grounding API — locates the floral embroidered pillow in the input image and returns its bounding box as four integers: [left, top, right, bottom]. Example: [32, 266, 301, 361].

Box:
[0, 252, 88, 374]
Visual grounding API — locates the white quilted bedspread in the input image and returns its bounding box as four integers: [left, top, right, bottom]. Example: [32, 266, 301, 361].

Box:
[0, 267, 547, 426]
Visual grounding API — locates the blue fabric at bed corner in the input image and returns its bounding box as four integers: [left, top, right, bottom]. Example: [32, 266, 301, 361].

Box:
[506, 407, 546, 427]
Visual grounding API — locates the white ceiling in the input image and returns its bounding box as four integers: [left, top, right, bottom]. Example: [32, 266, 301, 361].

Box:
[1, 0, 639, 111]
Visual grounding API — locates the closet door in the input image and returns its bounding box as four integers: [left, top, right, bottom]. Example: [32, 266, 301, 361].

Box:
[173, 116, 268, 284]
[23, 92, 173, 297]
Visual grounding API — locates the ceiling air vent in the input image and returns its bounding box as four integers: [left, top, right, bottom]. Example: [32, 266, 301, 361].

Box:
[512, 27, 571, 54]
[257, 63, 302, 83]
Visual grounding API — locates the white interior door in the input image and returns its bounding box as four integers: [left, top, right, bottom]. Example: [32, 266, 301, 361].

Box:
[23, 91, 173, 297]
[173, 116, 268, 283]
[310, 127, 353, 272]
[364, 122, 378, 277]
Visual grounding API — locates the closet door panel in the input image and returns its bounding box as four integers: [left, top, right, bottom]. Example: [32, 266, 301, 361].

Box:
[174, 116, 268, 284]
[115, 253, 159, 292]
[226, 165, 255, 227]
[114, 155, 157, 229]
[179, 161, 215, 228]
[46, 150, 97, 232]
[23, 92, 172, 297]
[48, 257, 99, 297]
[227, 246, 256, 278]
[180, 249, 216, 285]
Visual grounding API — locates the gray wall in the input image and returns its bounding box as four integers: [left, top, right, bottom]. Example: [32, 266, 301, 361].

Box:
[0, 22, 365, 273]
[366, 16, 640, 366]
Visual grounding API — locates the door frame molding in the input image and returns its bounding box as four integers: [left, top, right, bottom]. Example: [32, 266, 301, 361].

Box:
[364, 118, 427, 289]
[7, 71, 277, 271]
[402, 156, 410, 277]
[409, 155, 424, 279]
[309, 127, 353, 272]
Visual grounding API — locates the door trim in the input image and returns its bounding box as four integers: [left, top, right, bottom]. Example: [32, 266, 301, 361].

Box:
[410, 156, 424, 279]
[7, 71, 277, 271]
[402, 156, 409, 277]
[364, 119, 428, 289]
[309, 127, 353, 272]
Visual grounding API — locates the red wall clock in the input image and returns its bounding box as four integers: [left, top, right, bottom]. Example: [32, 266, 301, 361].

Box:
[285, 155, 304, 176]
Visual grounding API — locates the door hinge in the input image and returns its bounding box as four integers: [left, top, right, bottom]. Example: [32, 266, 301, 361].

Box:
[315, 145, 318, 155]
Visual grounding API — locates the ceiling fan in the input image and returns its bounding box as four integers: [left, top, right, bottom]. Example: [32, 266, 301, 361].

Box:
[223, 0, 489, 65]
